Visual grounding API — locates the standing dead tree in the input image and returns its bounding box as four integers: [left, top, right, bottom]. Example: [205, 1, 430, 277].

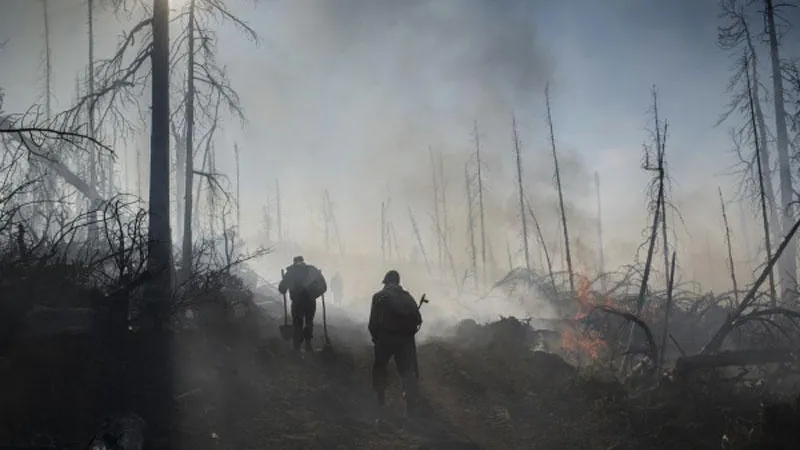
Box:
[545, 84, 574, 295]
[526, 197, 557, 296]
[745, 54, 778, 304]
[473, 121, 488, 286]
[465, 162, 478, 290]
[429, 146, 443, 274]
[170, 0, 257, 281]
[323, 189, 344, 256]
[512, 114, 531, 272]
[276, 178, 283, 242]
[624, 88, 669, 371]
[718, 0, 779, 303]
[408, 207, 432, 275]
[764, 0, 795, 303]
[595, 171, 606, 292]
[438, 150, 451, 275]
[719, 187, 741, 305]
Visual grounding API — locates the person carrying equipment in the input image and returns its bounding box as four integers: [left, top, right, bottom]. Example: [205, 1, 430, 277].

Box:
[278, 256, 327, 352]
[368, 270, 422, 415]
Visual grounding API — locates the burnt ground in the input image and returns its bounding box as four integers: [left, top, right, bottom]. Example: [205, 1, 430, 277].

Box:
[0, 305, 786, 450]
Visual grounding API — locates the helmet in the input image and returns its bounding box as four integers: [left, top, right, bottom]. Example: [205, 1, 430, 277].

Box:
[382, 270, 400, 285]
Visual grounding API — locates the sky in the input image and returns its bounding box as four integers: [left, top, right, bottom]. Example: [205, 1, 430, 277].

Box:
[1, 0, 797, 296]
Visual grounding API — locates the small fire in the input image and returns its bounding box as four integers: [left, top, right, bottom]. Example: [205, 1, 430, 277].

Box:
[560, 273, 611, 363]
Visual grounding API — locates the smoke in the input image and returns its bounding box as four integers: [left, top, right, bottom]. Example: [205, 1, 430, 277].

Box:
[0, 0, 779, 329]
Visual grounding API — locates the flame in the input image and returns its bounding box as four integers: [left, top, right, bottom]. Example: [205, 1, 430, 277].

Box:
[560, 273, 611, 363]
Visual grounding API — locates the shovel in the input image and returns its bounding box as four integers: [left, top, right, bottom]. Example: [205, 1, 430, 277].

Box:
[318, 293, 337, 362]
[278, 269, 293, 341]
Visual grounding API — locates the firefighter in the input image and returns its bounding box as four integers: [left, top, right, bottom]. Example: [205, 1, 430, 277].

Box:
[278, 256, 327, 352]
[368, 270, 422, 414]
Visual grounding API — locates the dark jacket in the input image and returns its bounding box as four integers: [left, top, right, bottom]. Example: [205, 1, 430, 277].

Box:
[368, 283, 422, 341]
[279, 263, 314, 300]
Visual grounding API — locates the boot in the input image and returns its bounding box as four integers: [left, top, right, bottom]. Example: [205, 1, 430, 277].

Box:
[304, 339, 313, 353]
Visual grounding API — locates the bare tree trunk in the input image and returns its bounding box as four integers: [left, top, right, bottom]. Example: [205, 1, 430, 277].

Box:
[512, 115, 530, 272]
[526, 198, 556, 295]
[719, 187, 740, 304]
[439, 151, 450, 274]
[474, 121, 487, 286]
[137, 127, 144, 200]
[739, 200, 754, 266]
[545, 85, 574, 295]
[323, 191, 330, 254]
[409, 207, 432, 275]
[429, 146, 443, 274]
[594, 171, 606, 291]
[659, 251, 677, 368]
[234, 142, 240, 231]
[172, 122, 185, 242]
[276, 178, 282, 242]
[506, 238, 513, 272]
[765, 0, 796, 303]
[381, 200, 386, 263]
[87, 0, 98, 241]
[42, 0, 52, 121]
[465, 163, 477, 289]
[744, 25, 780, 243]
[180, 0, 196, 282]
[654, 94, 671, 298]
[147, 0, 173, 297]
[623, 89, 667, 372]
[746, 55, 778, 304]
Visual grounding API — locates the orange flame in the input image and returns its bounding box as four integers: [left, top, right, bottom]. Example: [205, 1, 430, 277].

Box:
[560, 273, 611, 363]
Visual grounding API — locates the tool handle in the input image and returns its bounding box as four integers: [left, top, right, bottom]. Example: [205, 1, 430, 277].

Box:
[281, 269, 288, 326]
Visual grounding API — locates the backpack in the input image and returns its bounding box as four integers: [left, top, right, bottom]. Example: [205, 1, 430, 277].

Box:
[378, 287, 421, 335]
[301, 265, 327, 300]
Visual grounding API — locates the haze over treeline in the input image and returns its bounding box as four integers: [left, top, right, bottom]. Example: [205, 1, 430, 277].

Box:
[2, 0, 800, 301]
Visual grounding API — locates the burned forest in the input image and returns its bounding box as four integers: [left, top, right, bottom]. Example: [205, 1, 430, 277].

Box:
[4, 0, 800, 449]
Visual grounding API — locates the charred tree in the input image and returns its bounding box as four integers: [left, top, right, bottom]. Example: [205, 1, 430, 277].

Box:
[179, 0, 196, 282]
[439, 150, 451, 274]
[87, 0, 99, 241]
[512, 114, 530, 272]
[147, 0, 173, 298]
[429, 146, 443, 274]
[381, 200, 387, 263]
[474, 121, 487, 286]
[718, 0, 781, 284]
[545, 85, 574, 294]
[595, 171, 606, 291]
[746, 54, 778, 304]
[409, 207, 432, 275]
[235, 142, 241, 231]
[719, 187, 741, 304]
[276, 178, 282, 242]
[623, 88, 668, 371]
[465, 163, 477, 289]
[764, 0, 795, 303]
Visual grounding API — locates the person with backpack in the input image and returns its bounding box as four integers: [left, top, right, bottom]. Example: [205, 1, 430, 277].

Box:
[278, 256, 327, 352]
[368, 270, 422, 415]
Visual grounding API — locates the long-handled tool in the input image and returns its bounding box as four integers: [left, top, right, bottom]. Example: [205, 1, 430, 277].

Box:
[411, 294, 429, 379]
[279, 269, 293, 341]
[319, 294, 337, 362]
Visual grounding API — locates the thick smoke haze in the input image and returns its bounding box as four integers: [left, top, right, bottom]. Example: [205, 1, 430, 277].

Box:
[2, 0, 796, 323]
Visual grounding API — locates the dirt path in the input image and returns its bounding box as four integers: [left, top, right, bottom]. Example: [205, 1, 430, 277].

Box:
[172, 312, 644, 450]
